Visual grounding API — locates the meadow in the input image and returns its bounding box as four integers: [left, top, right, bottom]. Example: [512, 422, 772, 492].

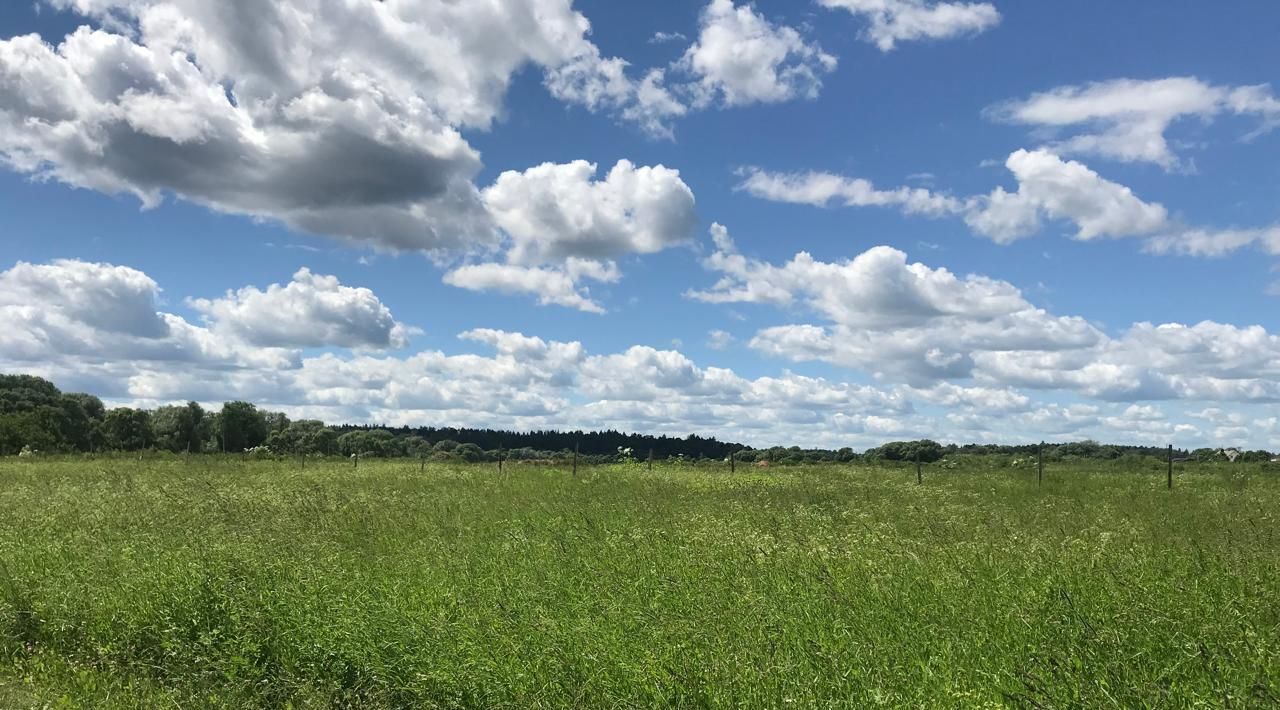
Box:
[0, 456, 1277, 708]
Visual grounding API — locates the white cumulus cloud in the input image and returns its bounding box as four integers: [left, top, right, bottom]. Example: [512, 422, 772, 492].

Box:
[444, 259, 621, 314]
[677, 0, 837, 107]
[988, 77, 1280, 169]
[689, 224, 1100, 382]
[818, 0, 1000, 51]
[7, 256, 1280, 449]
[188, 268, 417, 349]
[0, 259, 169, 339]
[0, 259, 295, 369]
[444, 158, 697, 312]
[482, 159, 698, 265]
[965, 149, 1170, 243]
[736, 167, 965, 216]
[742, 150, 1280, 257]
[689, 225, 1280, 405]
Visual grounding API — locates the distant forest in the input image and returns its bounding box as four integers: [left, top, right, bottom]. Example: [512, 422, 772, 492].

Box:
[2, 374, 1272, 463]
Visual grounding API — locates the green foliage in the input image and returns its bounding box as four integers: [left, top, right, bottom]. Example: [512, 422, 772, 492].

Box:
[1, 374, 1275, 469]
[100, 408, 155, 451]
[1055, 439, 1122, 459]
[0, 374, 61, 411]
[13, 371, 1274, 466]
[0, 458, 1276, 707]
[62, 392, 105, 422]
[400, 435, 430, 458]
[0, 412, 61, 454]
[0, 375, 104, 453]
[262, 410, 290, 435]
[1191, 447, 1222, 462]
[267, 420, 337, 456]
[454, 442, 486, 462]
[218, 402, 268, 453]
[152, 402, 206, 453]
[865, 439, 944, 463]
[337, 429, 397, 457]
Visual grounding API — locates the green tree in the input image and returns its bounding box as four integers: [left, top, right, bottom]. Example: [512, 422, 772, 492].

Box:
[62, 392, 106, 422]
[402, 435, 431, 458]
[1058, 440, 1107, 459]
[1190, 448, 1221, 463]
[218, 401, 268, 453]
[455, 442, 485, 462]
[0, 374, 61, 413]
[101, 408, 155, 451]
[432, 439, 461, 453]
[338, 429, 396, 457]
[153, 402, 205, 453]
[268, 419, 337, 455]
[311, 427, 338, 456]
[866, 440, 945, 463]
[0, 412, 62, 454]
[263, 411, 291, 435]
[0, 375, 100, 452]
[53, 395, 94, 451]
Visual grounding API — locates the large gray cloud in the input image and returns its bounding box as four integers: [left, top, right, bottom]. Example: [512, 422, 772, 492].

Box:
[0, 0, 691, 253]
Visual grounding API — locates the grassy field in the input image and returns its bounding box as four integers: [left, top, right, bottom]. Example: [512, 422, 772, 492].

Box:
[0, 456, 1277, 708]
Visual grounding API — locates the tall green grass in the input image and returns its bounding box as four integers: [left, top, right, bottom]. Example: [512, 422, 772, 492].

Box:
[1, 456, 1277, 707]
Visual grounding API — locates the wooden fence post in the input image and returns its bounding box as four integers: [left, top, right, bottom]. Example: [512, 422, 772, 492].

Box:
[353, 452, 358, 469]
[573, 442, 579, 477]
[1038, 441, 1044, 486]
[916, 451, 922, 484]
[648, 448, 653, 472]
[730, 449, 735, 473]
[1168, 444, 1173, 490]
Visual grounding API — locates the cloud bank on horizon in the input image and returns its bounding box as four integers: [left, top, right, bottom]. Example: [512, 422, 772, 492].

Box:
[1, 0, 1278, 449]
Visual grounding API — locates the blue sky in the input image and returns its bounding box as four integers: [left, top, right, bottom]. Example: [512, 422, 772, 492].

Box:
[1, 0, 1278, 449]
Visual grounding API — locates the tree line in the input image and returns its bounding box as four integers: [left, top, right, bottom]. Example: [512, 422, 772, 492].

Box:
[1, 374, 1272, 462]
[0, 374, 748, 460]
